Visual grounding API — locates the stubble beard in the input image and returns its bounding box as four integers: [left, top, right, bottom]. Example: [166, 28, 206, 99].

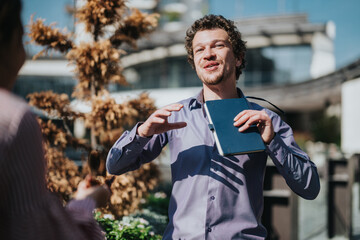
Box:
[197, 66, 225, 86]
[200, 74, 224, 86]
[199, 66, 234, 86]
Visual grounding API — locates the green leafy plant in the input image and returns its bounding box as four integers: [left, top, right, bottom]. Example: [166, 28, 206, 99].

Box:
[141, 192, 170, 217]
[95, 190, 170, 238]
[131, 209, 168, 235]
[95, 213, 162, 240]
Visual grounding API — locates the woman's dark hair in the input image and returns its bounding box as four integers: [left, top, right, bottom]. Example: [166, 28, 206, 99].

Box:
[185, 14, 246, 79]
[0, 0, 22, 45]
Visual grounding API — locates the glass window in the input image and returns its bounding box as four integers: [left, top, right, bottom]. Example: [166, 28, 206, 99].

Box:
[13, 75, 77, 100]
[114, 57, 200, 91]
[243, 45, 312, 87]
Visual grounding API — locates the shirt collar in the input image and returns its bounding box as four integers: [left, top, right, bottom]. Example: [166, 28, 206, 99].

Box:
[188, 88, 245, 111]
[188, 89, 203, 111]
[237, 88, 245, 98]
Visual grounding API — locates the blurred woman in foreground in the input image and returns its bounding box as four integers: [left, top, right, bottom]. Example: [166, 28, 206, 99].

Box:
[0, 0, 110, 239]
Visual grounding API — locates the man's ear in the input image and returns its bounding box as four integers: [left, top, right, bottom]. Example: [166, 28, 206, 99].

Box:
[236, 58, 242, 67]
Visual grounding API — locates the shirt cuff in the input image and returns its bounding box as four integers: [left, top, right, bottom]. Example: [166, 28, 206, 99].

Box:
[129, 122, 153, 149]
[265, 133, 288, 166]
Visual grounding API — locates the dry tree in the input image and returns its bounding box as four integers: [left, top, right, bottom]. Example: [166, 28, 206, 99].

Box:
[27, 0, 161, 217]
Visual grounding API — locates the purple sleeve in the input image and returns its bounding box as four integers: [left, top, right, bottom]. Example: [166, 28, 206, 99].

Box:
[106, 122, 168, 175]
[265, 109, 320, 200]
[65, 198, 105, 240]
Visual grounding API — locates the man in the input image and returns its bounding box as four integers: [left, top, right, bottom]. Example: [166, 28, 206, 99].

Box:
[106, 15, 320, 239]
[0, 0, 110, 239]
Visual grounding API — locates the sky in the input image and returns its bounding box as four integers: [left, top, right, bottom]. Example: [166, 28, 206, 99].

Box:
[22, 0, 75, 31]
[21, 0, 75, 56]
[22, 0, 360, 69]
[209, 0, 360, 69]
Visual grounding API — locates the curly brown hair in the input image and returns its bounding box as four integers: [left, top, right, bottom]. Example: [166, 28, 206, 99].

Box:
[185, 14, 246, 79]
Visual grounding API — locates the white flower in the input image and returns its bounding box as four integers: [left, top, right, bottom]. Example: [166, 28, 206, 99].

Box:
[154, 192, 167, 199]
[121, 216, 131, 224]
[103, 214, 114, 220]
[138, 218, 149, 225]
[120, 222, 131, 227]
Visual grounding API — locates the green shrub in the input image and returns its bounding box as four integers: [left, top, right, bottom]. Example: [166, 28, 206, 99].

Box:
[131, 209, 168, 235]
[141, 192, 170, 217]
[95, 189, 171, 239]
[95, 213, 162, 240]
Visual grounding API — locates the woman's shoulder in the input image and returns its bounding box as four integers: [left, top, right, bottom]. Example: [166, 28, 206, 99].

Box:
[0, 89, 32, 140]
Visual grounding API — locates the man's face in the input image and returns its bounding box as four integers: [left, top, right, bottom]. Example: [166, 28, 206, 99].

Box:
[192, 28, 241, 86]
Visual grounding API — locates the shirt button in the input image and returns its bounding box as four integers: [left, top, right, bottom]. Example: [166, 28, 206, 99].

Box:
[129, 137, 133, 141]
[210, 196, 215, 200]
[207, 227, 212, 232]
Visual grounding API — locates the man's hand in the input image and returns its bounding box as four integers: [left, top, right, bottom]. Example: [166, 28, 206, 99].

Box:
[137, 103, 187, 137]
[233, 110, 274, 144]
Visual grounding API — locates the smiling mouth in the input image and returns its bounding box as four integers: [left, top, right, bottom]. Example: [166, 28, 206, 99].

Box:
[204, 62, 219, 70]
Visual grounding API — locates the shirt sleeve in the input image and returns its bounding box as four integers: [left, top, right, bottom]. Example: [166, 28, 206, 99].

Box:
[65, 198, 105, 240]
[106, 122, 168, 175]
[265, 110, 320, 200]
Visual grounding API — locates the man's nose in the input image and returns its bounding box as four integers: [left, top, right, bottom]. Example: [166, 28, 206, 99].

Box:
[203, 47, 215, 60]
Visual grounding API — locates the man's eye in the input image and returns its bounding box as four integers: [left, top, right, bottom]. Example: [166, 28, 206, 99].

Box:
[195, 48, 203, 53]
[215, 44, 224, 48]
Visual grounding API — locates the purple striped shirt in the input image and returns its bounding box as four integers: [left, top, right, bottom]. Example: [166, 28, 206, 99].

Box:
[106, 89, 320, 240]
[0, 89, 104, 240]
